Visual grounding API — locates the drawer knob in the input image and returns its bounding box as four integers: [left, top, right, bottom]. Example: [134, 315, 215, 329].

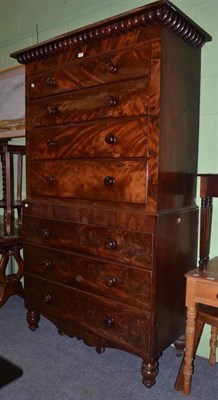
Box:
[42, 259, 53, 270]
[105, 275, 116, 288]
[46, 138, 57, 150]
[105, 238, 117, 250]
[104, 176, 115, 187]
[45, 76, 56, 87]
[41, 228, 51, 238]
[104, 316, 114, 328]
[46, 106, 59, 116]
[105, 60, 117, 73]
[47, 175, 56, 184]
[43, 294, 52, 304]
[105, 134, 117, 144]
[104, 95, 117, 107]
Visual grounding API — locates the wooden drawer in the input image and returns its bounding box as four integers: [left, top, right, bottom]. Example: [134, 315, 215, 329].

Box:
[195, 280, 218, 307]
[26, 78, 150, 128]
[28, 117, 149, 160]
[27, 64, 80, 99]
[27, 45, 151, 99]
[23, 216, 153, 269]
[25, 274, 150, 355]
[24, 243, 152, 310]
[28, 159, 148, 204]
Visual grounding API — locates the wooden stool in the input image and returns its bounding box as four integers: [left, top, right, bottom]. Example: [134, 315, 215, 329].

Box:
[0, 231, 24, 306]
[0, 139, 25, 306]
[0, 140, 25, 235]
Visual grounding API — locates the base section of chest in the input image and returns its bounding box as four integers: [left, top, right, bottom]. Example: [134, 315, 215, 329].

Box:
[25, 274, 150, 358]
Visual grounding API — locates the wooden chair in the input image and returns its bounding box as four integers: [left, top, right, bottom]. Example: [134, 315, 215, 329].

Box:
[175, 174, 218, 394]
[0, 139, 25, 306]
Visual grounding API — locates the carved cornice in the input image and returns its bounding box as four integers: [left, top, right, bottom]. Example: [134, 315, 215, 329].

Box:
[11, 0, 211, 64]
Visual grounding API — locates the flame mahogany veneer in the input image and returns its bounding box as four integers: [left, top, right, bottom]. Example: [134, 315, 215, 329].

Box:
[11, 0, 211, 389]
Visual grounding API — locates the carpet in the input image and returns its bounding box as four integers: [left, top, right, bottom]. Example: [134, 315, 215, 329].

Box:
[0, 296, 217, 400]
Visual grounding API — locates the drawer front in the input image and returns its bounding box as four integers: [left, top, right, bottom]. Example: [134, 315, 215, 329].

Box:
[27, 64, 80, 99]
[28, 159, 148, 204]
[196, 280, 218, 307]
[24, 243, 152, 310]
[28, 118, 149, 160]
[23, 217, 153, 269]
[80, 45, 151, 88]
[25, 274, 150, 354]
[26, 78, 149, 128]
[27, 45, 151, 99]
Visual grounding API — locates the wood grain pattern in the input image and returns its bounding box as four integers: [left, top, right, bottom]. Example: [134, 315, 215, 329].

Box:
[27, 118, 150, 160]
[25, 274, 150, 356]
[23, 201, 157, 233]
[23, 216, 153, 269]
[11, 1, 211, 65]
[11, 0, 209, 389]
[26, 78, 150, 128]
[24, 28, 160, 75]
[27, 44, 151, 99]
[28, 159, 148, 204]
[24, 243, 152, 309]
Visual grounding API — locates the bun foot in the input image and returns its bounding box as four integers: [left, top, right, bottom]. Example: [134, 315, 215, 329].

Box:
[27, 309, 40, 331]
[141, 359, 159, 388]
[95, 347, 105, 354]
[174, 334, 185, 357]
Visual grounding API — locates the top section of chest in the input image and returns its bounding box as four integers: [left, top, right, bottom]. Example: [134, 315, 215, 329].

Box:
[11, 1, 211, 70]
[10, 1, 211, 213]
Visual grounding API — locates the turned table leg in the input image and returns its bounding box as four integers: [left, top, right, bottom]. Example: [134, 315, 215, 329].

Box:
[209, 325, 217, 366]
[183, 305, 196, 395]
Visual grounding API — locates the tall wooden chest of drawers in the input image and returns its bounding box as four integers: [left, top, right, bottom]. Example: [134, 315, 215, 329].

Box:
[11, 0, 211, 388]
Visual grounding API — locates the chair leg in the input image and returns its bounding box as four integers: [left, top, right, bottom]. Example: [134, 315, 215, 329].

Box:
[209, 326, 217, 366]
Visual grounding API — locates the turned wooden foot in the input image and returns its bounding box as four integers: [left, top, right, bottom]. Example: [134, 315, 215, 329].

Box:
[27, 309, 40, 331]
[174, 334, 185, 357]
[95, 346, 105, 354]
[141, 359, 159, 388]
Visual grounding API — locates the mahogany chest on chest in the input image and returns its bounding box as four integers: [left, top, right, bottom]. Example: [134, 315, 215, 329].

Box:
[11, 0, 211, 388]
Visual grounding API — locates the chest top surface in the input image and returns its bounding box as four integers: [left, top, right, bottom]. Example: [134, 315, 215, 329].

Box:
[11, 0, 211, 65]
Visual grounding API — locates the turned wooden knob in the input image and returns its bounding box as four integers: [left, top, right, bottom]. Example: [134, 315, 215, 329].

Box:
[105, 238, 117, 250]
[105, 60, 117, 73]
[41, 228, 51, 238]
[104, 176, 115, 186]
[46, 106, 58, 116]
[105, 134, 117, 144]
[46, 138, 57, 150]
[105, 275, 116, 288]
[42, 259, 53, 270]
[47, 175, 56, 184]
[103, 316, 114, 328]
[104, 95, 117, 107]
[45, 76, 56, 87]
[43, 294, 52, 304]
